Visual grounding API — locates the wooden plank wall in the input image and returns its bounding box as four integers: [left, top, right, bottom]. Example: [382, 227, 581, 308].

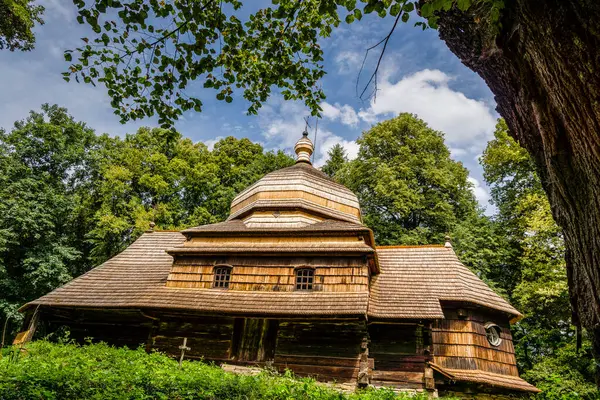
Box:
[166, 256, 369, 292]
[41, 309, 152, 348]
[230, 190, 361, 221]
[273, 320, 367, 383]
[432, 308, 518, 376]
[151, 315, 236, 362]
[233, 318, 279, 362]
[368, 323, 429, 389]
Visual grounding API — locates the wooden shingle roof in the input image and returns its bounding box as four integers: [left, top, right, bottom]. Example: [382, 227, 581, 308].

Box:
[430, 363, 541, 393]
[228, 163, 362, 223]
[369, 246, 522, 321]
[182, 219, 371, 235]
[21, 232, 368, 316]
[22, 234, 521, 321]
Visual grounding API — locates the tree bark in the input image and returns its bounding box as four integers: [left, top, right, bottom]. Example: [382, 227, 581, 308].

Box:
[435, 0, 600, 379]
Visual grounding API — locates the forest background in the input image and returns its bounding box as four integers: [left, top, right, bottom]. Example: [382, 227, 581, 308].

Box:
[0, 105, 596, 398]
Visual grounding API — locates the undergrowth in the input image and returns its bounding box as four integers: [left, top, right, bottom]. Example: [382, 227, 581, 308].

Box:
[0, 340, 450, 400]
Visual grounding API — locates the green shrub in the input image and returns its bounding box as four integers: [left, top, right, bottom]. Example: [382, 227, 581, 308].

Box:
[0, 341, 440, 400]
[521, 340, 598, 400]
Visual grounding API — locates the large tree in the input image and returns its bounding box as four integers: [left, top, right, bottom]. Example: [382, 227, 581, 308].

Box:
[0, 105, 97, 331]
[336, 113, 479, 245]
[481, 119, 597, 396]
[87, 129, 294, 262]
[433, 4, 600, 369]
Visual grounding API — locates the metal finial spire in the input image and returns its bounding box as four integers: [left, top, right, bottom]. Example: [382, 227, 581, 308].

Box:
[295, 125, 314, 164]
[303, 117, 311, 137]
[444, 235, 452, 248]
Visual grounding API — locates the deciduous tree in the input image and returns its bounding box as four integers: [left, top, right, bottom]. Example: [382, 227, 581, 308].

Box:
[337, 113, 478, 245]
[0, 0, 44, 51]
[481, 119, 596, 395]
[0, 105, 96, 329]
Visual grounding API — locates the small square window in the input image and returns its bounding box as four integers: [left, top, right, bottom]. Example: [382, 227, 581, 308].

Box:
[213, 266, 232, 289]
[295, 268, 314, 290]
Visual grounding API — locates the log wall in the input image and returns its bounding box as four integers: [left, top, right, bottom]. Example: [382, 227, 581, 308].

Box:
[432, 308, 518, 376]
[368, 323, 430, 389]
[150, 315, 236, 362]
[166, 255, 369, 292]
[273, 320, 367, 383]
[41, 308, 152, 348]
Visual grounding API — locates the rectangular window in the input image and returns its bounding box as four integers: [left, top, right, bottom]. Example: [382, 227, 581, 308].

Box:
[295, 268, 314, 290]
[213, 266, 232, 288]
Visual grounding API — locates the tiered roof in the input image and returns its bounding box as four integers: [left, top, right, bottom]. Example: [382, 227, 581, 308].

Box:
[22, 231, 520, 321]
[370, 246, 521, 321]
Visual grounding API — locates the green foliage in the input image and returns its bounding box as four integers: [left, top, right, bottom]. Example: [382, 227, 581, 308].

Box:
[0, 0, 44, 51]
[65, 0, 505, 126]
[0, 104, 97, 333]
[0, 340, 441, 400]
[480, 119, 597, 398]
[322, 143, 348, 178]
[336, 113, 478, 245]
[0, 105, 293, 339]
[522, 338, 598, 399]
[87, 131, 293, 261]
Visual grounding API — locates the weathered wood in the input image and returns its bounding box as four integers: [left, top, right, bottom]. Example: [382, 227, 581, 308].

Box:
[178, 337, 190, 367]
[367, 323, 429, 389]
[432, 308, 519, 377]
[151, 316, 235, 361]
[436, 1, 600, 369]
[167, 257, 370, 293]
[273, 320, 366, 383]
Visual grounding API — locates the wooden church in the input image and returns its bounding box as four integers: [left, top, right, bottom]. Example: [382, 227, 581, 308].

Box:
[20, 132, 539, 396]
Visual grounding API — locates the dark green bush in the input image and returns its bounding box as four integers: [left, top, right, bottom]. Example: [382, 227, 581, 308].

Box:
[0, 341, 437, 400]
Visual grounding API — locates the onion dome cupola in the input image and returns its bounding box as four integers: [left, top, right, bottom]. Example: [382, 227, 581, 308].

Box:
[228, 130, 362, 227]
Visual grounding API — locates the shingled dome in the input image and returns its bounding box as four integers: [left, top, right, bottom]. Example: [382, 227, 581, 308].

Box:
[228, 132, 362, 224]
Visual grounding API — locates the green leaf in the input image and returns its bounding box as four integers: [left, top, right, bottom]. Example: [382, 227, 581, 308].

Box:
[420, 2, 432, 17]
[403, 2, 415, 12]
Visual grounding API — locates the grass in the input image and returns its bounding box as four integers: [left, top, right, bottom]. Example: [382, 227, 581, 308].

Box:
[0, 341, 454, 400]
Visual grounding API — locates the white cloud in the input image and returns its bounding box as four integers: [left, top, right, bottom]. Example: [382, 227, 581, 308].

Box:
[449, 147, 468, 157]
[357, 69, 497, 154]
[320, 102, 359, 127]
[314, 135, 359, 168]
[40, 0, 76, 22]
[203, 136, 224, 151]
[334, 51, 362, 75]
[468, 176, 490, 207]
[257, 97, 358, 167]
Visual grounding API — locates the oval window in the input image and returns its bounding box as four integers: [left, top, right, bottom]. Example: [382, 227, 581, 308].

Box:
[485, 323, 502, 347]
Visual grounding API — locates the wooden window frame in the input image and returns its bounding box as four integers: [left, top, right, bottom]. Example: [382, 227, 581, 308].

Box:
[484, 322, 502, 347]
[213, 265, 232, 289]
[295, 267, 315, 291]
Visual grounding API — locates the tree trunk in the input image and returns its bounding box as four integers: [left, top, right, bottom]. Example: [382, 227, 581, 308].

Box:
[434, 0, 600, 379]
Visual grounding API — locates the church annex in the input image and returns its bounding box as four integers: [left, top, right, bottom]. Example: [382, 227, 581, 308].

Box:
[20, 132, 539, 396]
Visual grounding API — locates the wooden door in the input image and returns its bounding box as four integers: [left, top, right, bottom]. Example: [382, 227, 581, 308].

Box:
[231, 318, 278, 362]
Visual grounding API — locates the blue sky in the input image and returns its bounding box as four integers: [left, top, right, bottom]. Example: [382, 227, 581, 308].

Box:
[0, 1, 499, 211]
